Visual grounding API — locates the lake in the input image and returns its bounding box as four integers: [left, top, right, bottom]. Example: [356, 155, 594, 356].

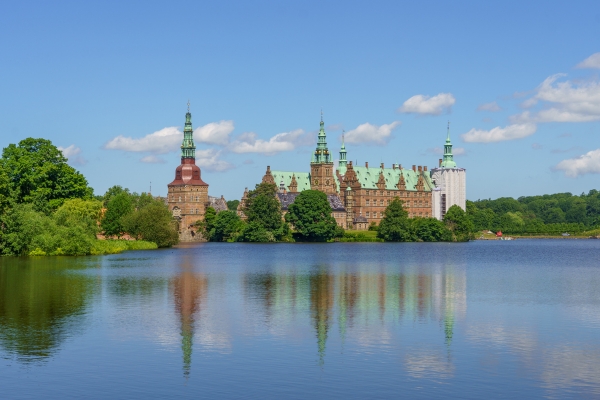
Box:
[1, 240, 600, 399]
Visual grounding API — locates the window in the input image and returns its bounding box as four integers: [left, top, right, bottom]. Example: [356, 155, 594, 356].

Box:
[380, 191, 383, 196]
[380, 200, 384, 206]
[386, 191, 390, 196]
[366, 212, 370, 217]
[366, 200, 370, 206]
[413, 201, 417, 207]
[387, 200, 390, 205]
[366, 190, 370, 195]
[178, 196, 181, 202]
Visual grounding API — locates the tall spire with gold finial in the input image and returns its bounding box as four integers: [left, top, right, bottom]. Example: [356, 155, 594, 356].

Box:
[311, 110, 331, 164]
[181, 101, 196, 160]
[338, 130, 347, 175]
[440, 121, 457, 168]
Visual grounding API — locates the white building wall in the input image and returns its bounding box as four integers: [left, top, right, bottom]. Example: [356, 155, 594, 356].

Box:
[430, 167, 466, 220]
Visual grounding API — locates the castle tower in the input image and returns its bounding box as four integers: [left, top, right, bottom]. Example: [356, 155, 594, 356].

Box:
[167, 103, 209, 240]
[430, 122, 466, 220]
[310, 112, 336, 194]
[338, 132, 347, 176]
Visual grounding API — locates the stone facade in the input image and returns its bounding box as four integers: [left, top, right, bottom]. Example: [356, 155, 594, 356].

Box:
[251, 116, 465, 230]
[167, 106, 223, 242]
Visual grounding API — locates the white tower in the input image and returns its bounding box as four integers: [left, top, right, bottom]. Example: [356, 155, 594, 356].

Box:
[430, 123, 466, 220]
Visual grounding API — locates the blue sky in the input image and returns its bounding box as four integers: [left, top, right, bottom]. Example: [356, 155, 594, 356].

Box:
[2, 0, 600, 201]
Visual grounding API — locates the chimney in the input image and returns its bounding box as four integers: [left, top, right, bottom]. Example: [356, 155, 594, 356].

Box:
[399, 164, 402, 170]
[392, 164, 396, 170]
[424, 166, 428, 172]
[267, 165, 271, 172]
[438, 159, 442, 167]
[380, 163, 384, 169]
[418, 166, 422, 172]
[365, 162, 369, 168]
[412, 165, 416, 172]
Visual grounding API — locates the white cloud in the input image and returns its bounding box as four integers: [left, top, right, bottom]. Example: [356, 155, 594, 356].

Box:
[511, 74, 600, 123]
[105, 126, 182, 154]
[194, 120, 234, 145]
[461, 123, 537, 143]
[196, 149, 234, 171]
[140, 155, 166, 164]
[58, 145, 86, 165]
[228, 129, 309, 155]
[104, 121, 236, 154]
[575, 52, 600, 69]
[344, 121, 401, 145]
[554, 149, 600, 177]
[477, 101, 502, 112]
[398, 93, 455, 115]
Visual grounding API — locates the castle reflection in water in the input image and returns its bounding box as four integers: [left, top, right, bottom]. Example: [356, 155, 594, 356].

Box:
[169, 263, 466, 374]
[0, 256, 466, 377]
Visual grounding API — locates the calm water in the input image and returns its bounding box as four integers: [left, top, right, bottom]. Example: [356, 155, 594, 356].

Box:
[1, 240, 600, 399]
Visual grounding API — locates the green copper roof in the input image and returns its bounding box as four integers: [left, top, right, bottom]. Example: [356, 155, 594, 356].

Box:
[270, 171, 311, 191]
[351, 166, 434, 191]
[181, 103, 196, 159]
[338, 133, 347, 175]
[311, 113, 332, 164]
[440, 122, 457, 168]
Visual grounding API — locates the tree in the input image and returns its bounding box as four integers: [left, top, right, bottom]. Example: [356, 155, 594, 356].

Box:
[242, 182, 286, 240]
[0, 138, 93, 213]
[412, 217, 452, 242]
[101, 192, 134, 237]
[197, 207, 217, 240]
[211, 211, 243, 242]
[54, 198, 102, 237]
[377, 198, 415, 242]
[285, 190, 341, 242]
[121, 199, 178, 247]
[443, 205, 474, 242]
[102, 185, 131, 207]
[226, 200, 240, 211]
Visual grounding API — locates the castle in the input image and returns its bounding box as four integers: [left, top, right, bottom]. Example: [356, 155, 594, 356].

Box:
[167, 105, 227, 241]
[251, 115, 466, 229]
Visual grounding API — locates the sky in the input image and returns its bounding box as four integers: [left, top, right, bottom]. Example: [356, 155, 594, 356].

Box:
[1, 0, 600, 201]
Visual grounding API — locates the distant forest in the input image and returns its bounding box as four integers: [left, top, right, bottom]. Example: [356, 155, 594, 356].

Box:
[467, 190, 600, 234]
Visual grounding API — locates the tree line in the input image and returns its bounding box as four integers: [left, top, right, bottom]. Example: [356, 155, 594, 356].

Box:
[0, 138, 178, 256]
[198, 182, 473, 243]
[467, 190, 600, 234]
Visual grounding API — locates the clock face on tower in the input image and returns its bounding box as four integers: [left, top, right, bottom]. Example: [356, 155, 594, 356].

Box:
[326, 179, 330, 185]
[314, 179, 319, 185]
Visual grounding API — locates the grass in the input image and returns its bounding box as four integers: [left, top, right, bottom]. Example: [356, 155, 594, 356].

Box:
[90, 239, 158, 255]
[338, 230, 384, 242]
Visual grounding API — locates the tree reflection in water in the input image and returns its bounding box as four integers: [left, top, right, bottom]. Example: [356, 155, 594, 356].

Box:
[0, 257, 96, 362]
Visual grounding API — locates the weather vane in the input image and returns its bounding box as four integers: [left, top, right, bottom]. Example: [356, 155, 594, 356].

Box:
[187, 100, 190, 112]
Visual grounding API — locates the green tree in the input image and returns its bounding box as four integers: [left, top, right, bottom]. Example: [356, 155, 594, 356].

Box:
[443, 205, 474, 242]
[102, 185, 131, 207]
[377, 198, 415, 242]
[54, 198, 102, 236]
[0, 138, 93, 213]
[226, 199, 240, 211]
[196, 207, 217, 240]
[101, 192, 134, 237]
[285, 190, 341, 242]
[121, 199, 178, 247]
[239, 221, 276, 242]
[412, 217, 452, 242]
[242, 182, 286, 240]
[210, 211, 244, 242]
